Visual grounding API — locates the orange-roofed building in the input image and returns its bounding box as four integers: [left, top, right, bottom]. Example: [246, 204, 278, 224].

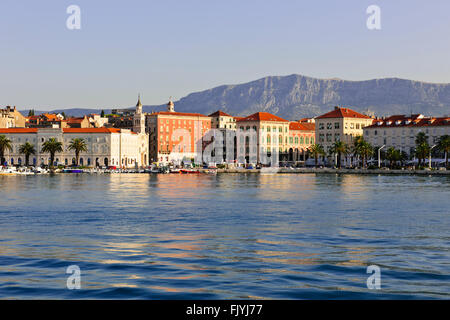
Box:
[363, 114, 450, 156]
[208, 110, 237, 130]
[287, 121, 315, 161]
[235, 112, 291, 164]
[0, 127, 148, 168]
[144, 99, 212, 164]
[315, 106, 374, 153]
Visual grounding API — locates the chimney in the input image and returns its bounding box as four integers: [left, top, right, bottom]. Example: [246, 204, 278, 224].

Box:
[334, 106, 339, 110]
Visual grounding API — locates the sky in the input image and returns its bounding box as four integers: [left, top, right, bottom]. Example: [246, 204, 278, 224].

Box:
[1, 0, 450, 110]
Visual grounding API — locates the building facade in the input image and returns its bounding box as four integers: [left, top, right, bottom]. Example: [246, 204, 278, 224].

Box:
[0, 106, 26, 128]
[363, 114, 450, 155]
[145, 100, 212, 164]
[0, 127, 148, 168]
[315, 106, 374, 153]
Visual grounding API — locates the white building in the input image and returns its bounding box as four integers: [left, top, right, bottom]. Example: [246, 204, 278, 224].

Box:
[0, 127, 149, 168]
[363, 114, 450, 155]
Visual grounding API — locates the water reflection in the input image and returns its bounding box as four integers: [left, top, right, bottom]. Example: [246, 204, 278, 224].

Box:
[0, 174, 449, 298]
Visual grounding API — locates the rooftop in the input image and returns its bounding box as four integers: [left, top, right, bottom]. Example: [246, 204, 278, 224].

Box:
[316, 107, 372, 119]
[237, 112, 288, 123]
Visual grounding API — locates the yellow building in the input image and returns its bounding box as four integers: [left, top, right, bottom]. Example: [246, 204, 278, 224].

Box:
[315, 106, 373, 153]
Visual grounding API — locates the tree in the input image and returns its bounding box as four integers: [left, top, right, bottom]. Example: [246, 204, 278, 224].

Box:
[101, 110, 105, 117]
[307, 144, 325, 168]
[415, 132, 430, 167]
[0, 135, 12, 165]
[437, 135, 450, 168]
[61, 112, 67, 120]
[330, 141, 348, 168]
[27, 109, 35, 117]
[386, 147, 401, 169]
[41, 138, 63, 168]
[68, 138, 88, 166]
[358, 140, 374, 168]
[19, 142, 36, 167]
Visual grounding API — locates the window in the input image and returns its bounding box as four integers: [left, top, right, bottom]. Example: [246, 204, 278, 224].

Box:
[356, 123, 360, 129]
[306, 137, 310, 144]
[334, 122, 339, 129]
[350, 123, 354, 129]
[327, 123, 332, 130]
[319, 123, 324, 130]
[289, 137, 293, 144]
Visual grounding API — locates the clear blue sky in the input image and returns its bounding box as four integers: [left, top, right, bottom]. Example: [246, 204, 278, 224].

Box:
[1, 0, 450, 110]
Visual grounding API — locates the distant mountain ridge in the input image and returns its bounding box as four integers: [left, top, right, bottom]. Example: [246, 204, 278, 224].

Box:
[21, 74, 450, 119]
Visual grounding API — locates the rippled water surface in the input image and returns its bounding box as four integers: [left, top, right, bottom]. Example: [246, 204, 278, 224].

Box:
[0, 173, 449, 299]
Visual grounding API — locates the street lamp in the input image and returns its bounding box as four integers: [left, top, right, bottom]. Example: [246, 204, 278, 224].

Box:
[378, 145, 385, 168]
[429, 145, 437, 169]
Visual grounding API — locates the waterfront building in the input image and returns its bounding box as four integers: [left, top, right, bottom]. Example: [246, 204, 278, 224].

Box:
[288, 121, 315, 161]
[363, 114, 450, 155]
[0, 127, 148, 168]
[315, 106, 374, 153]
[145, 99, 212, 164]
[236, 112, 290, 164]
[209, 110, 237, 130]
[0, 106, 26, 128]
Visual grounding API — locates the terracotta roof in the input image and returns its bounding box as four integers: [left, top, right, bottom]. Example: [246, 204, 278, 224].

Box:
[63, 128, 122, 133]
[289, 122, 315, 131]
[154, 111, 209, 118]
[317, 107, 371, 119]
[237, 112, 288, 122]
[0, 128, 38, 133]
[208, 110, 233, 117]
[233, 116, 244, 121]
[366, 116, 450, 128]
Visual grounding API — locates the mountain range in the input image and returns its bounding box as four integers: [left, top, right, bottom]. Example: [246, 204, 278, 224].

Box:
[22, 74, 450, 120]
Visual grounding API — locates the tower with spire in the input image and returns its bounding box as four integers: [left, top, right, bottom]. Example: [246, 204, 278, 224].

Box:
[167, 97, 175, 113]
[133, 94, 146, 134]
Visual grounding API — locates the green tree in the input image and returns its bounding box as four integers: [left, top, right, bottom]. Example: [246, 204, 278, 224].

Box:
[0, 135, 13, 165]
[61, 112, 67, 120]
[101, 110, 105, 117]
[437, 135, 450, 168]
[68, 138, 88, 166]
[386, 147, 401, 169]
[41, 138, 63, 169]
[19, 142, 36, 167]
[415, 132, 430, 166]
[358, 140, 374, 168]
[330, 141, 348, 168]
[27, 109, 35, 117]
[307, 144, 325, 168]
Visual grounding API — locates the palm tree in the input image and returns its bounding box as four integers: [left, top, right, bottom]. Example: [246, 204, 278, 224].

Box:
[414, 132, 430, 166]
[0, 135, 12, 166]
[437, 135, 450, 168]
[41, 138, 63, 168]
[308, 144, 325, 168]
[68, 138, 88, 166]
[359, 140, 374, 168]
[414, 132, 430, 167]
[19, 142, 36, 167]
[350, 136, 365, 167]
[386, 147, 401, 169]
[330, 141, 348, 168]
